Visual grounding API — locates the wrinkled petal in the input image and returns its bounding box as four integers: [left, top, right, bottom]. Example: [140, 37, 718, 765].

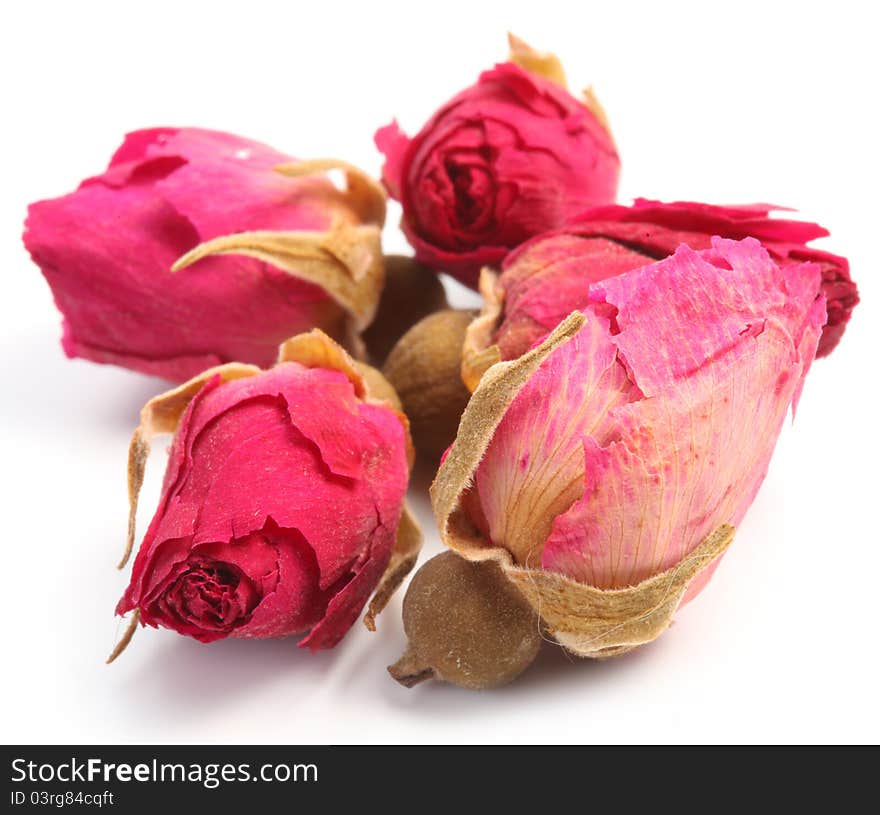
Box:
[374, 120, 410, 202]
[494, 198, 856, 357]
[375, 57, 619, 286]
[476, 315, 639, 566]
[22, 128, 377, 381]
[118, 356, 409, 647]
[472, 238, 823, 598]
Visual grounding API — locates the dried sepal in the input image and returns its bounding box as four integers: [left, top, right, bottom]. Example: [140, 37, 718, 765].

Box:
[582, 86, 613, 140]
[434, 312, 587, 527]
[432, 312, 733, 658]
[106, 609, 140, 664]
[171, 219, 384, 336]
[507, 34, 614, 144]
[363, 504, 423, 632]
[120, 361, 262, 569]
[274, 158, 387, 228]
[507, 33, 568, 88]
[445, 509, 732, 658]
[461, 268, 504, 391]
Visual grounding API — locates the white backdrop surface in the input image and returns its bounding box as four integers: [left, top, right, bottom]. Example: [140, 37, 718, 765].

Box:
[1, 0, 877, 744]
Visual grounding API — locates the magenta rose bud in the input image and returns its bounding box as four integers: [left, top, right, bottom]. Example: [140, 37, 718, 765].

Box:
[24, 128, 386, 382]
[111, 331, 419, 656]
[375, 36, 620, 288]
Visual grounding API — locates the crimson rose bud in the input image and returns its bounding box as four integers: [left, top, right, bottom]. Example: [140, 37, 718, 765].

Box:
[114, 331, 418, 653]
[24, 128, 386, 382]
[375, 36, 620, 288]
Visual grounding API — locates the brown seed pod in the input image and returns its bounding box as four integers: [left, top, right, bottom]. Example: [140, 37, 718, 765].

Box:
[389, 551, 542, 690]
[382, 309, 474, 462]
[362, 255, 448, 364]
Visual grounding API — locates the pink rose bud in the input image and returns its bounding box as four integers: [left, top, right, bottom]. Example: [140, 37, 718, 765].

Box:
[24, 128, 387, 382]
[375, 35, 620, 288]
[464, 200, 856, 386]
[109, 331, 420, 660]
[433, 238, 824, 658]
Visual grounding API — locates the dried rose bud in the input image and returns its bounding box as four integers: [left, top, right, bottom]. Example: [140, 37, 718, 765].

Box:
[362, 255, 448, 365]
[464, 201, 857, 386]
[24, 128, 386, 382]
[375, 34, 619, 289]
[434, 238, 824, 660]
[108, 330, 420, 661]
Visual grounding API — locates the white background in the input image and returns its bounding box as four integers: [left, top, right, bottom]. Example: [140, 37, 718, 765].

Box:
[2, 0, 878, 744]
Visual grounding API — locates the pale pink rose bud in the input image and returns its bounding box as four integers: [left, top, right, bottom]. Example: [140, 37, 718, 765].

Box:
[433, 237, 824, 659]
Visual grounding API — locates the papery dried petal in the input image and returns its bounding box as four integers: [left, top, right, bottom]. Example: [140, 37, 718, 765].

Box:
[113, 331, 417, 656]
[434, 239, 823, 657]
[24, 129, 386, 381]
[464, 200, 857, 378]
[375, 37, 619, 287]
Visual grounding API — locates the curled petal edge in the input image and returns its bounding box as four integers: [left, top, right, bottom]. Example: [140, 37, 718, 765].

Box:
[363, 504, 423, 632]
[431, 311, 734, 658]
[120, 361, 263, 571]
[274, 158, 387, 228]
[277, 329, 415, 467]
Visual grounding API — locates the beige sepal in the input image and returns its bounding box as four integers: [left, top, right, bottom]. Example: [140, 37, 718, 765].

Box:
[363, 504, 422, 632]
[507, 33, 568, 88]
[119, 362, 262, 571]
[432, 312, 734, 658]
[278, 329, 422, 624]
[506, 34, 615, 143]
[171, 219, 384, 335]
[274, 158, 387, 227]
[106, 609, 139, 665]
[582, 86, 613, 138]
[461, 267, 504, 392]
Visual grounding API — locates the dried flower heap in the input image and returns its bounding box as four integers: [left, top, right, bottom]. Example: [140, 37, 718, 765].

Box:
[432, 238, 824, 659]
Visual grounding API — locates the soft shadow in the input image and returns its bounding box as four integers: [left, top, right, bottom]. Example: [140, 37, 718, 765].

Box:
[0, 329, 168, 433]
[126, 631, 337, 722]
[378, 638, 661, 714]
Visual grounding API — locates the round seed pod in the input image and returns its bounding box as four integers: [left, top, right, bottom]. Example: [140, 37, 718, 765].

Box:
[362, 255, 448, 365]
[389, 551, 542, 690]
[382, 309, 474, 462]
